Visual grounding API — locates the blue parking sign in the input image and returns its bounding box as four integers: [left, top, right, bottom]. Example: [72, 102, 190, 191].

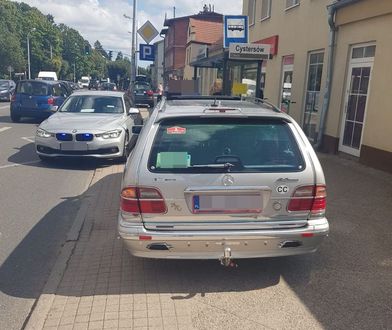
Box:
[139, 44, 155, 61]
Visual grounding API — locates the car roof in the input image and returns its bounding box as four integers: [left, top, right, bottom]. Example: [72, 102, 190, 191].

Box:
[70, 90, 124, 97]
[18, 79, 60, 85]
[155, 97, 291, 122]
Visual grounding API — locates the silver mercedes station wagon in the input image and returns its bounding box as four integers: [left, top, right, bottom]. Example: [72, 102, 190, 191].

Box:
[118, 96, 329, 265]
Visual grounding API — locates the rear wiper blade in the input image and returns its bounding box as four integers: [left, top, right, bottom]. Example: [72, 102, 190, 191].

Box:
[190, 162, 235, 169]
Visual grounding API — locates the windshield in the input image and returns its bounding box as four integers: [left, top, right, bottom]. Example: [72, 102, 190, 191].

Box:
[59, 95, 124, 113]
[16, 81, 49, 96]
[148, 118, 305, 173]
[0, 81, 9, 88]
[81, 78, 89, 83]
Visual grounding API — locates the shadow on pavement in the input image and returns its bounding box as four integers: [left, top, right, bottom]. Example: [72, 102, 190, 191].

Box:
[8, 142, 118, 171]
[0, 115, 45, 125]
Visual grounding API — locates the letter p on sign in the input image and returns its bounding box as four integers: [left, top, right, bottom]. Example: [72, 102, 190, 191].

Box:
[139, 44, 155, 61]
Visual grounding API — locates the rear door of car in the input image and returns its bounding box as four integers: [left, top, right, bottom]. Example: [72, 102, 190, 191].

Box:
[136, 116, 315, 231]
[17, 81, 49, 111]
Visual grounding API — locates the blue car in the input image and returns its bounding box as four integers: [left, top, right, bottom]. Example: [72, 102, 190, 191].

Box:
[10, 80, 70, 122]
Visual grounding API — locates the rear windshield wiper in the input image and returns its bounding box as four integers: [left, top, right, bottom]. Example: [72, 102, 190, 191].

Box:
[190, 163, 235, 170]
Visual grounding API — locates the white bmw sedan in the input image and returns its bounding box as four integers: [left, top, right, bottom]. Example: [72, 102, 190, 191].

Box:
[35, 91, 143, 162]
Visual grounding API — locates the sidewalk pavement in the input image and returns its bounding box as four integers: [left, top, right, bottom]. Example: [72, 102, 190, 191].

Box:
[25, 149, 392, 330]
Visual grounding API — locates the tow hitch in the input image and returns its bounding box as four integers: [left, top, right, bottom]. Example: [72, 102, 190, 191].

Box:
[219, 247, 238, 267]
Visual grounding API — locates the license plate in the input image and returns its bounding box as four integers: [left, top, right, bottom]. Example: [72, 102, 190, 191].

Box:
[193, 195, 262, 214]
[60, 142, 87, 151]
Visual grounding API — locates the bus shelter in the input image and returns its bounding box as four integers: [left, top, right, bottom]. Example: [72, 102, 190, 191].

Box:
[190, 43, 270, 98]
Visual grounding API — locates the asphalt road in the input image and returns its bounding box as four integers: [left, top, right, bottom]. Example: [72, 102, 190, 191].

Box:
[0, 102, 98, 330]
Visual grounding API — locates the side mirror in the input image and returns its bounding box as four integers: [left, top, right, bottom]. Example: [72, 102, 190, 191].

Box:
[128, 107, 140, 115]
[132, 125, 143, 134]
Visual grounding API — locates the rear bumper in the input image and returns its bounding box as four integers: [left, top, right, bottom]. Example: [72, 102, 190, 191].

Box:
[11, 107, 53, 118]
[118, 218, 329, 259]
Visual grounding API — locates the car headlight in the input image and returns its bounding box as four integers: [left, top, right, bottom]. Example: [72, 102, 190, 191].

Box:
[96, 129, 122, 139]
[36, 128, 54, 138]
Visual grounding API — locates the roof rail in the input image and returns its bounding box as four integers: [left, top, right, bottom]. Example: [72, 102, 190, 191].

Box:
[166, 95, 241, 101]
[243, 96, 282, 113]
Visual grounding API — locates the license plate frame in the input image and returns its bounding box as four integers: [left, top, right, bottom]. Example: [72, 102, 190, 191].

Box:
[192, 194, 262, 214]
[60, 142, 88, 151]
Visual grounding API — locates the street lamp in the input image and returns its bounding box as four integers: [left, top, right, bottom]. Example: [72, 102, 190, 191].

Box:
[124, 0, 137, 82]
[27, 27, 36, 79]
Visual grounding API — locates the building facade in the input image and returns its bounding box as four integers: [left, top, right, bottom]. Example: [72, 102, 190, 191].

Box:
[244, 0, 392, 173]
[161, 8, 222, 82]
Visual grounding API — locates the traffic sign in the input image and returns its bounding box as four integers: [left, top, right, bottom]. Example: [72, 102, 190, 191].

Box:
[139, 44, 155, 61]
[224, 15, 248, 48]
[137, 20, 159, 44]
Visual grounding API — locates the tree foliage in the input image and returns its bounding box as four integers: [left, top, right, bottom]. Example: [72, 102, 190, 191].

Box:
[0, 0, 151, 86]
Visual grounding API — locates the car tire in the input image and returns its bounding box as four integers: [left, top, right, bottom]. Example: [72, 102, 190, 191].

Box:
[10, 113, 20, 123]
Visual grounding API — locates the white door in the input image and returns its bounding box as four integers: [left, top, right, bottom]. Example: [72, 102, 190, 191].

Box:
[339, 54, 373, 156]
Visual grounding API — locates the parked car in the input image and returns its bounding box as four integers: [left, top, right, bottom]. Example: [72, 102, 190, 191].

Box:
[128, 81, 154, 108]
[35, 91, 143, 162]
[118, 96, 329, 265]
[0, 79, 16, 102]
[100, 82, 117, 91]
[88, 79, 100, 90]
[10, 80, 70, 122]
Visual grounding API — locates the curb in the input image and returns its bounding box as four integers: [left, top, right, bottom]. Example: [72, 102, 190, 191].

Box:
[24, 170, 95, 330]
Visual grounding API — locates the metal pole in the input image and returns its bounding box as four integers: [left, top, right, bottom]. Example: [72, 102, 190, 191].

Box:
[27, 35, 31, 79]
[131, 0, 137, 82]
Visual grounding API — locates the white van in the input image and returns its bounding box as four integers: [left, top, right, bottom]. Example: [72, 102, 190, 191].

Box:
[37, 71, 58, 81]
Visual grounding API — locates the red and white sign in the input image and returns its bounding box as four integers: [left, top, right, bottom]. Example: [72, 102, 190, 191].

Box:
[167, 126, 186, 134]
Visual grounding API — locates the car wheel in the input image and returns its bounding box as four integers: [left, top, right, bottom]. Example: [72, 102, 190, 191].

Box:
[10, 113, 20, 123]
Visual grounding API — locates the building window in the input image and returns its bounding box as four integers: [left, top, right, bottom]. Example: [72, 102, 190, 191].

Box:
[248, 0, 256, 25]
[285, 0, 299, 10]
[303, 52, 324, 142]
[261, 0, 271, 20]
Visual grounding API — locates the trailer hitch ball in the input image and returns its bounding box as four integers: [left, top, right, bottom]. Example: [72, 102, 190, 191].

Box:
[220, 247, 238, 267]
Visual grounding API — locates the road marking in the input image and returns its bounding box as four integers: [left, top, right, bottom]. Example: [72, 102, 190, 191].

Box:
[21, 136, 35, 143]
[0, 160, 41, 169]
[0, 127, 11, 133]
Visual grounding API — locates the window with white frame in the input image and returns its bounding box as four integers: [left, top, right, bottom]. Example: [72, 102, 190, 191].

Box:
[261, 0, 271, 20]
[248, 0, 256, 25]
[286, 0, 299, 9]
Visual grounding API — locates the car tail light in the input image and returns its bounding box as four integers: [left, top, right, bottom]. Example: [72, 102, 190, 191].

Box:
[121, 186, 167, 214]
[11, 94, 16, 102]
[47, 97, 54, 105]
[146, 90, 154, 96]
[288, 185, 326, 215]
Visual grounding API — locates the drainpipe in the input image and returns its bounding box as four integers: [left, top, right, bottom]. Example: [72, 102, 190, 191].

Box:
[315, 0, 361, 150]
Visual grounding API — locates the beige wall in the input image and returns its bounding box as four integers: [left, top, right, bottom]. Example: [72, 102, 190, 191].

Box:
[328, 5, 392, 152]
[244, 0, 330, 124]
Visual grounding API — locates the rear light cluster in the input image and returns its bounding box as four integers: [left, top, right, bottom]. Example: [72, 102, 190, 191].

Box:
[47, 97, 54, 105]
[288, 185, 326, 215]
[121, 186, 167, 214]
[11, 94, 16, 102]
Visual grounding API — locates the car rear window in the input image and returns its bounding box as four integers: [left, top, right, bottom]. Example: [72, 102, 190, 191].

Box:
[59, 95, 124, 113]
[134, 83, 150, 92]
[148, 118, 305, 173]
[17, 81, 49, 96]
